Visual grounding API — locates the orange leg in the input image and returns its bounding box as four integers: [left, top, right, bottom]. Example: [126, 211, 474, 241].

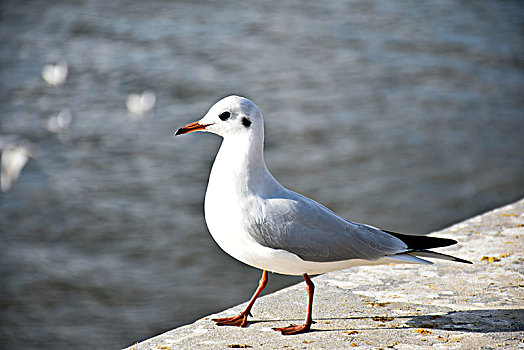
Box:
[273, 273, 315, 335]
[213, 270, 268, 327]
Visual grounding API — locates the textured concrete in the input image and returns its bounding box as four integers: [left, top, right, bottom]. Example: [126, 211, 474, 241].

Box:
[125, 199, 524, 349]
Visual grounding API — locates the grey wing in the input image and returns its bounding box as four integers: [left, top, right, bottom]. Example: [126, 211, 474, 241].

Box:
[247, 191, 408, 262]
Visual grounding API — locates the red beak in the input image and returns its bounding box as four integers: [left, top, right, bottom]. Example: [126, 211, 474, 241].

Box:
[174, 121, 211, 136]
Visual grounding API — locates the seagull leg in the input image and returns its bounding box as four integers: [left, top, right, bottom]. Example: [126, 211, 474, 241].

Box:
[273, 273, 315, 335]
[213, 270, 268, 327]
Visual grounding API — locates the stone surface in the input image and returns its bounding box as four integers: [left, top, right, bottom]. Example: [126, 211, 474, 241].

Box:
[125, 199, 524, 349]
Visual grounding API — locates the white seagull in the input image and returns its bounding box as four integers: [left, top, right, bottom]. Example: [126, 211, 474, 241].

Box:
[175, 95, 471, 335]
[0, 135, 35, 192]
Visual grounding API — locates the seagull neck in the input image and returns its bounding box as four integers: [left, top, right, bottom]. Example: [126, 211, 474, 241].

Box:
[212, 134, 278, 195]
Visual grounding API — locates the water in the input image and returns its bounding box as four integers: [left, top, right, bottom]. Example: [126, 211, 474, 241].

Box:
[1, 1, 523, 349]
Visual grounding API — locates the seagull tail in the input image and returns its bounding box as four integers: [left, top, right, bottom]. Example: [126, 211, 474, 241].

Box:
[407, 250, 472, 264]
[383, 230, 472, 264]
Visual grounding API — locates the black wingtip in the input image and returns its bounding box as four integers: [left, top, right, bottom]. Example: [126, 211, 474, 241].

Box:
[384, 230, 458, 250]
[457, 257, 474, 264]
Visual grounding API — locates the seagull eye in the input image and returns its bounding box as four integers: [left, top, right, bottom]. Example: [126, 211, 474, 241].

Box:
[219, 111, 231, 121]
[242, 117, 251, 127]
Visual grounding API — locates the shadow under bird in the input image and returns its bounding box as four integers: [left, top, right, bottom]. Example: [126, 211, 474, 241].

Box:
[174, 95, 472, 335]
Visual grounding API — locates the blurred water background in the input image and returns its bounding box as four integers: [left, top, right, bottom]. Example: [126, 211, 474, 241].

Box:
[1, 1, 523, 349]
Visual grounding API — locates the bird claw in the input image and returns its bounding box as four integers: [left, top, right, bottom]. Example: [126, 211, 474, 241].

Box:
[212, 312, 249, 327]
[272, 323, 311, 335]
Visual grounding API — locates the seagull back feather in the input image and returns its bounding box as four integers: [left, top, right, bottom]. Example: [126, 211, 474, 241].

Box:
[246, 190, 409, 262]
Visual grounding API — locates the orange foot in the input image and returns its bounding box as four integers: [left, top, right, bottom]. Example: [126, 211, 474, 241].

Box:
[273, 323, 311, 335]
[212, 312, 250, 327]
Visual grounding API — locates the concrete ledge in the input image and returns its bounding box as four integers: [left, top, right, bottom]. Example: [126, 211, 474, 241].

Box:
[126, 199, 524, 349]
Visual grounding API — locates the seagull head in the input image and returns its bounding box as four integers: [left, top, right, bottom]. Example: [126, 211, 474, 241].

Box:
[175, 95, 263, 138]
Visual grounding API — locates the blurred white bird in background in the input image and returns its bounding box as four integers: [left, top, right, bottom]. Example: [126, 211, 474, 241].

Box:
[41, 61, 68, 86]
[126, 90, 156, 116]
[46, 109, 72, 133]
[0, 135, 35, 192]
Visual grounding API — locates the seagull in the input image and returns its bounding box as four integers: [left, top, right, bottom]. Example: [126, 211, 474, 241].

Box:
[174, 95, 472, 335]
[126, 90, 156, 116]
[46, 109, 73, 133]
[41, 61, 68, 86]
[0, 135, 35, 192]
